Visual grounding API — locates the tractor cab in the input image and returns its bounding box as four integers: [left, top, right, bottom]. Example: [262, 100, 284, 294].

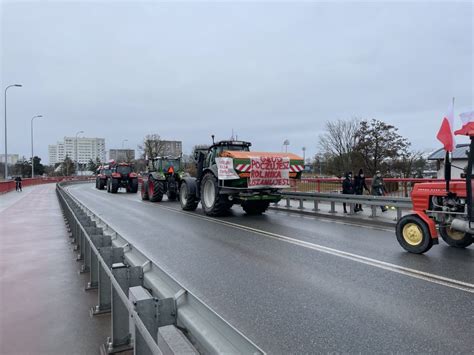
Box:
[150, 156, 182, 174]
[205, 140, 251, 167]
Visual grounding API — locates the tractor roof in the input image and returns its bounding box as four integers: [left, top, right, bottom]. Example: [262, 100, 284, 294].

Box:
[210, 140, 252, 150]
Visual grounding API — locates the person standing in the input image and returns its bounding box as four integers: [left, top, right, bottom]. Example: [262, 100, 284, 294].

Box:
[354, 169, 369, 212]
[15, 176, 22, 192]
[371, 170, 387, 212]
[342, 171, 354, 213]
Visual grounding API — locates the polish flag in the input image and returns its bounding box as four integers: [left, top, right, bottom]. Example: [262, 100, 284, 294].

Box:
[436, 101, 455, 152]
[454, 110, 474, 136]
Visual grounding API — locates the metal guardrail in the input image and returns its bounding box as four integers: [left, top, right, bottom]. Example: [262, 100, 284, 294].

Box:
[279, 191, 413, 220]
[56, 181, 263, 355]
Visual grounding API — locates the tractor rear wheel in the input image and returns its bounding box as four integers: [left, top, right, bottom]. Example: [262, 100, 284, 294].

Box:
[179, 181, 198, 211]
[129, 178, 138, 193]
[200, 173, 232, 216]
[141, 181, 149, 200]
[148, 177, 164, 202]
[439, 225, 473, 248]
[396, 214, 433, 254]
[242, 201, 270, 215]
[99, 179, 105, 190]
[111, 178, 119, 193]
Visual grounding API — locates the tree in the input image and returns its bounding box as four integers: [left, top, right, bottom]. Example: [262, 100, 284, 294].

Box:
[355, 119, 410, 176]
[32, 156, 45, 176]
[390, 150, 426, 178]
[138, 134, 166, 160]
[12, 159, 31, 177]
[60, 155, 75, 176]
[87, 157, 101, 173]
[318, 119, 361, 175]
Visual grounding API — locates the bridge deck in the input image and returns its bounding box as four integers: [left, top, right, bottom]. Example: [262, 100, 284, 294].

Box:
[0, 184, 109, 355]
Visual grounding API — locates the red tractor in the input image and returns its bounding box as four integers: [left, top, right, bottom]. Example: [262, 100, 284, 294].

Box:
[106, 162, 138, 194]
[396, 125, 474, 253]
[95, 165, 111, 190]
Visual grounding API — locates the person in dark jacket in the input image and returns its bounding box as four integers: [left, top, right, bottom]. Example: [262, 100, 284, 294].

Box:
[342, 171, 354, 213]
[354, 169, 369, 212]
[15, 176, 22, 192]
[371, 170, 387, 212]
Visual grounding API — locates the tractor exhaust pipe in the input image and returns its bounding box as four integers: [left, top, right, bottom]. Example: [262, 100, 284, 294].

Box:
[450, 218, 474, 234]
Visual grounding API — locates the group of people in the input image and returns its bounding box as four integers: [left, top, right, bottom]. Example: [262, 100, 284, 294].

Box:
[342, 169, 387, 213]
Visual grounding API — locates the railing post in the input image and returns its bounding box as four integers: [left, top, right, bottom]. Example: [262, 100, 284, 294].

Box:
[313, 200, 319, 212]
[286, 198, 291, 208]
[298, 199, 304, 209]
[397, 208, 402, 221]
[371, 205, 377, 218]
[330, 201, 337, 214]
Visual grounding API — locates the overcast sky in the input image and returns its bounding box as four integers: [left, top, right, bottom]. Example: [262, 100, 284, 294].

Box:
[1, 1, 473, 164]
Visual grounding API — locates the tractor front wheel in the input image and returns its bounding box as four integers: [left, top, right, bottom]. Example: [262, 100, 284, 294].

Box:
[439, 225, 473, 248]
[396, 214, 433, 254]
[242, 201, 270, 215]
[179, 181, 198, 211]
[111, 178, 119, 193]
[200, 173, 232, 216]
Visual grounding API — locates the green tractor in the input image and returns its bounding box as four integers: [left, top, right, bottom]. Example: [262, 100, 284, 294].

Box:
[141, 156, 186, 202]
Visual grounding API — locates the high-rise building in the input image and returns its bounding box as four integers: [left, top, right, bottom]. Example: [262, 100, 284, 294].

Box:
[48, 137, 106, 165]
[109, 149, 135, 162]
[161, 140, 182, 156]
[0, 154, 19, 165]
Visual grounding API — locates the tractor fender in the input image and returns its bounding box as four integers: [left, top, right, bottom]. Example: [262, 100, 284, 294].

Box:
[149, 172, 165, 181]
[412, 211, 438, 239]
[181, 177, 198, 197]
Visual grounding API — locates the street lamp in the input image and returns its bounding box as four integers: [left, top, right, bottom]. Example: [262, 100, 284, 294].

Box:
[302, 147, 306, 163]
[31, 115, 43, 178]
[283, 139, 290, 153]
[75, 130, 84, 176]
[4, 84, 22, 179]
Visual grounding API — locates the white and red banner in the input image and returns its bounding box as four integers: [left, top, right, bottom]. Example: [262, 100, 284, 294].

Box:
[248, 156, 290, 188]
[216, 157, 240, 180]
[436, 100, 455, 152]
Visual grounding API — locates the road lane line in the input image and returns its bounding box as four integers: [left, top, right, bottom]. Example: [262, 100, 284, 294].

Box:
[151, 204, 474, 294]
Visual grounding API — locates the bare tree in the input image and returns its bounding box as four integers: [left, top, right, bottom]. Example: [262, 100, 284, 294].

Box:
[138, 134, 166, 160]
[318, 119, 360, 174]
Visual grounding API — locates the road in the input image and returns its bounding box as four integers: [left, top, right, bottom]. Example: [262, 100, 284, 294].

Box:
[67, 182, 474, 353]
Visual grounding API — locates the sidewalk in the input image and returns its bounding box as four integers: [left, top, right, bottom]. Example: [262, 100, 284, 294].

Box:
[270, 199, 404, 226]
[0, 184, 109, 355]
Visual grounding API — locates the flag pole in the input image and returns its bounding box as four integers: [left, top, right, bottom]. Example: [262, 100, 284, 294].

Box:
[446, 97, 455, 193]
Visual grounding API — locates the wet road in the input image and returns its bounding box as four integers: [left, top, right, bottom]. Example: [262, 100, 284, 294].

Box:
[67, 182, 474, 354]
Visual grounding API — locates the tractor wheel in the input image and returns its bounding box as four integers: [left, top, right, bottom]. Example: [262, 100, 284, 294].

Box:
[396, 214, 433, 254]
[95, 179, 98, 189]
[148, 177, 164, 202]
[439, 225, 473, 248]
[129, 178, 138, 193]
[99, 179, 105, 190]
[141, 180, 149, 200]
[242, 201, 270, 215]
[111, 178, 119, 193]
[179, 181, 198, 211]
[200, 173, 232, 216]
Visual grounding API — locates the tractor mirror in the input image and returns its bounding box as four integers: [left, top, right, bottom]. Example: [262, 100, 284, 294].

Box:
[461, 173, 467, 179]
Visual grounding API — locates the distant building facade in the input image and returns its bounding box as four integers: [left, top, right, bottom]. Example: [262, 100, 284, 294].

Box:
[428, 144, 468, 179]
[109, 149, 135, 162]
[161, 140, 182, 157]
[0, 154, 19, 165]
[48, 137, 106, 165]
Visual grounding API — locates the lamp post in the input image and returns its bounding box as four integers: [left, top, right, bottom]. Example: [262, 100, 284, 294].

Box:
[302, 147, 306, 164]
[4, 84, 22, 179]
[283, 139, 290, 153]
[31, 115, 43, 178]
[75, 130, 84, 176]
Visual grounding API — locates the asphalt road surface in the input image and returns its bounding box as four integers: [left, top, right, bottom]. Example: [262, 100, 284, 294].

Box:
[67, 182, 474, 354]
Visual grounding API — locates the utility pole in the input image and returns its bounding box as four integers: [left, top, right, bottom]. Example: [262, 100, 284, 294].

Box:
[31, 115, 43, 178]
[4, 84, 22, 179]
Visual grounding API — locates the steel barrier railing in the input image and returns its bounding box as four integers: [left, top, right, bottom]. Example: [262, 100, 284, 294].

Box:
[56, 181, 263, 355]
[278, 191, 413, 220]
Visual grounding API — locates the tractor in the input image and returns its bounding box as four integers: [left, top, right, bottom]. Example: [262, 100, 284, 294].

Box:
[178, 137, 304, 216]
[141, 156, 186, 202]
[95, 165, 111, 190]
[106, 162, 138, 194]
[396, 124, 474, 253]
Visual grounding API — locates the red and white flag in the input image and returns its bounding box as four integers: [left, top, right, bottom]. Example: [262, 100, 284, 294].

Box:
[436, 101, 455, 152]
[454, 110, 474, 136]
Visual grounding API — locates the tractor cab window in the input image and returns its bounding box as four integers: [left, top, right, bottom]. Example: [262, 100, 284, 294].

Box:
[162, 159, 180, 171]
[116, 165, 132, 175]
[220, 145, 250, 152]
[101, 169, 111, 175]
